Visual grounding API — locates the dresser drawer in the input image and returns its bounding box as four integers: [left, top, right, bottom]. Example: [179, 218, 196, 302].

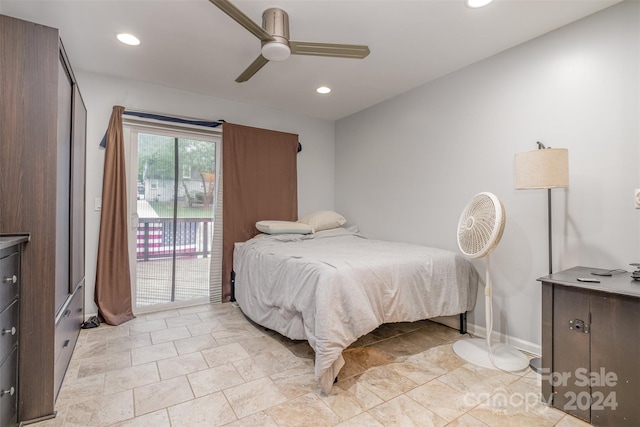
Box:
[0, 251, 19, 309]
[54, 284, 83, 398]
[0, 299, 18, 365]
[54, 285, 83, 364]
[0, 346, 18, 427]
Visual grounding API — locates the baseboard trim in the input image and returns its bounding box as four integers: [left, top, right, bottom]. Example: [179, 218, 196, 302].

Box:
[430, 315, 541, 357]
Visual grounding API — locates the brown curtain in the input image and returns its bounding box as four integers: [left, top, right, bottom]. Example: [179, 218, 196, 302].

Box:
[222, 123, 299, 301]
[94, 105, 135, 325]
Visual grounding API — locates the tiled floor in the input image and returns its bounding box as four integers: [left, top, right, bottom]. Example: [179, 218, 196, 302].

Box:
[35, 303, 590, 426]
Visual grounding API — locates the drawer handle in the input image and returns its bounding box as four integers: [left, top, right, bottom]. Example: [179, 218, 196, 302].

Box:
[1, 387, 15, 396]
[63, 339, 70, 348]
[1, 327, 16, 336]
[2, 275, 17, 284]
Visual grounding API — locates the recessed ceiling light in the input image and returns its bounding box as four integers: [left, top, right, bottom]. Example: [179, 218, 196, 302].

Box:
[466, 0, 493, 8]
[316, 86, 331, 94]
[117, 33, 140, 46]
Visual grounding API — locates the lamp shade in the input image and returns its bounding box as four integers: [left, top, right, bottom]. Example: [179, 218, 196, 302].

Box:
[514, 148, 569, 189]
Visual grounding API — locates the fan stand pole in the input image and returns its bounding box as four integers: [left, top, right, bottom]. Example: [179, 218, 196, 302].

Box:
[452, 255, 529, 372]
[485, 255, 492, 351]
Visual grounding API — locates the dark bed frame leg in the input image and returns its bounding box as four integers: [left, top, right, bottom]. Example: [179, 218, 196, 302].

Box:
[459, 312, 467, 334]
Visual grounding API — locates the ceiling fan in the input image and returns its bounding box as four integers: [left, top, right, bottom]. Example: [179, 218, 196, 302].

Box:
[209, 0, 370, 82]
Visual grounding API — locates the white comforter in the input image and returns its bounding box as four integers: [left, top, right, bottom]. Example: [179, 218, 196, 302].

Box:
[233, 228, 478, 393]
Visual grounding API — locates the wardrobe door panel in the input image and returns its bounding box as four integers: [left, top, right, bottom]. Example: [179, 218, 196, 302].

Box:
[70, 86, 86, 292]
[55, 54, 72, 312]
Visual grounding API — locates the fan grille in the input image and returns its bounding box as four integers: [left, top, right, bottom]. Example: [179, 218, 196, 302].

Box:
[457, 192, 505, 258]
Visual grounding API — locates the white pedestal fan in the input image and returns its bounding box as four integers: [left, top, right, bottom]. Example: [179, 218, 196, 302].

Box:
[452, 192, 529, 372]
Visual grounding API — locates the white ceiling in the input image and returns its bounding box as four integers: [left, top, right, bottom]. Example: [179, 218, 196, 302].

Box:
[0, 0, 620, 120]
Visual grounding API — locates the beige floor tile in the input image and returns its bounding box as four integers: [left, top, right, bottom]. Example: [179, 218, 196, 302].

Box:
[177, 304, 221, 316]
[144, 309, 180, 321]
[267, 392, 342, 427]
[150, 325, 191, 344]
[157, 352, 209, 380]
[167, 392, 237, 426]
[232, 351, 289, 381]
[64, 389, 134, 426]
[339, 347, 397, 381]
[270, 366, 319, 399]
[437, 365, 517, 398]
[467, 377, 565, 427]
[186, 318, 225, 336]
[212, 324, 259, 344]
[49, 303, 581, 427]
[107, 333, 152, 353]
[76, 350, 132, 378]
[368, 334, 427, 359]
[72, 339, 108, 360]
[187, 363, 245, 397]
[237, 335, 288, 356]
[223, 411, 279, 427]
[405, 343, 466, 373]
[201, 342, 250, 367]
[103, 362, 160, 395]
[223, 377, 289, 418]
[445, 413, 490, 426]
[358, 365, 419, 401]
[110, 409, 171, 427]
[407, 379, 477, 422]
[131, 341, 177, 365]
[85, 324, 130, 344]
[271, 346, 314, 369]
[165, 313, 203, 328]
[133, 376, 194, 416]
[129, 319, 168, 335]
[173, 333, 218, 355]
[321, 376, 384, 420]
[55, 373, 105, 407]
[367, 394, 448, 427]
[336, 412, 385, 427]
[385, 360, 444, 386]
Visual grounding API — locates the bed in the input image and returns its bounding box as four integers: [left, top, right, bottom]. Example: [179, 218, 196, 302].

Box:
[233, 225, 479, 393]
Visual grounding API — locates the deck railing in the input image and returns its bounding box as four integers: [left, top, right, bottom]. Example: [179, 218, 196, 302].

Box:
[136, 217, 213, 261]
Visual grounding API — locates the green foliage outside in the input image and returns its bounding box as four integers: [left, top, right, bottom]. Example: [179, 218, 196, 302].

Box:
[137, 133, 215, 182]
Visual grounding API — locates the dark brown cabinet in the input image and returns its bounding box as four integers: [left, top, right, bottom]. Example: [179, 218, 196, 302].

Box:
[539, 266, 640, 426]
[0, 14, 86, 423]
[0, 235, 28, 427]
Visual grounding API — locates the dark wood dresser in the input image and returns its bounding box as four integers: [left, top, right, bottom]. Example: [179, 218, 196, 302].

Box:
[539, 266, 640, 426]
[0, 234, 29, 427]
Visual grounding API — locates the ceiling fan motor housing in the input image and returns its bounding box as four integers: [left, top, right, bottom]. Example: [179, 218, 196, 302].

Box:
[261, 8, 291, 61]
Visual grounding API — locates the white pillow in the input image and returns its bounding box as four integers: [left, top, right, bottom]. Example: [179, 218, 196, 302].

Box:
[256, 220, 312, 235]
[297, 210, 347, 232]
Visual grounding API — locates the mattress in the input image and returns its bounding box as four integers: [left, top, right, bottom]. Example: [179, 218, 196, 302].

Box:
[233, 227, 479, 393]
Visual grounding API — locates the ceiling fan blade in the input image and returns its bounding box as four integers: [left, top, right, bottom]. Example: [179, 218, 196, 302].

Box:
[209, 0, 274, 42]
[235, 54, 269, 83]
[290, 41, 370, 59]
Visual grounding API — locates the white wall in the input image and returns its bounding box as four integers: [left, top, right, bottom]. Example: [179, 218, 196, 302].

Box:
[335, 1, 639, 354]
[77, 72, 336, 316]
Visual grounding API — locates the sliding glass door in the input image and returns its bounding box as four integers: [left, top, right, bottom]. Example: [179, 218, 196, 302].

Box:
[126, 125, 219, 312]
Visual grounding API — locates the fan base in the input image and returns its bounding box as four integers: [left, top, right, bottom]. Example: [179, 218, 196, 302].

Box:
[453, 338, 529, 372]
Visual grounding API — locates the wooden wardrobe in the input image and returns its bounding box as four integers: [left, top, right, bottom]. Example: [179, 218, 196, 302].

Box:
[0, 14, 86, 423]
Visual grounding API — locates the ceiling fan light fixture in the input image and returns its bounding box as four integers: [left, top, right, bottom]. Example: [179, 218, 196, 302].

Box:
[262, 42, 290, 61]
[466, 0, 493, 8]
